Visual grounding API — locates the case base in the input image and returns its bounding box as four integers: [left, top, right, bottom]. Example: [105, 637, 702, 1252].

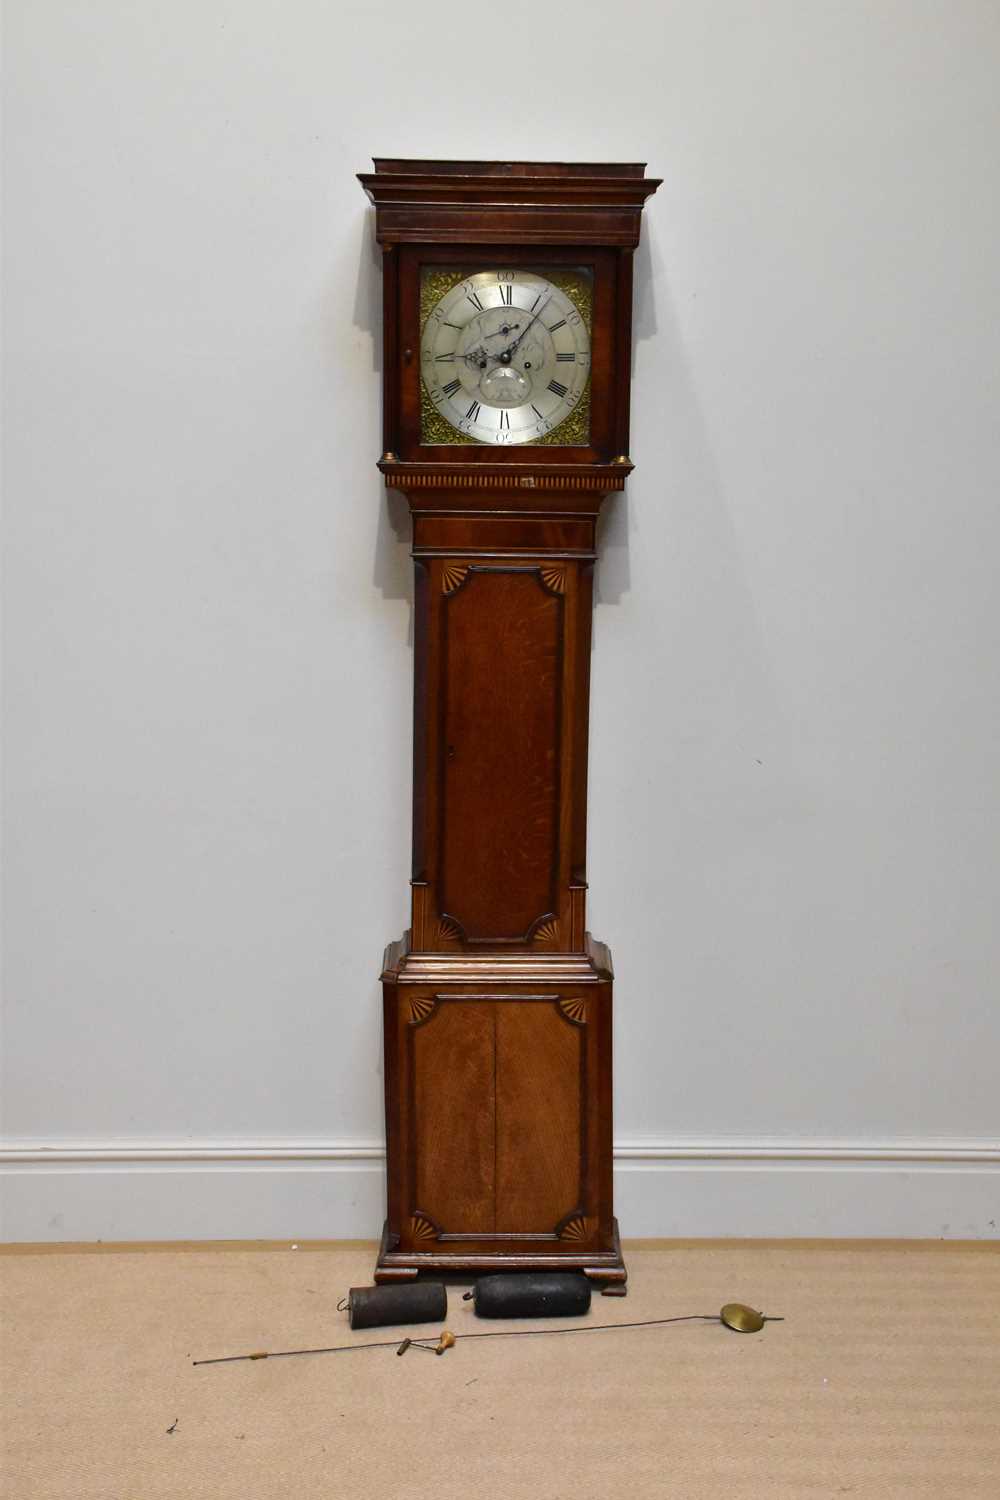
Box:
[374, 1216, 627, 1291]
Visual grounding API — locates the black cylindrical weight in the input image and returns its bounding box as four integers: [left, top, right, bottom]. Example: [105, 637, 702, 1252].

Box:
[472, 1272, 592, 1319]
[347, 1282, 447, 1330]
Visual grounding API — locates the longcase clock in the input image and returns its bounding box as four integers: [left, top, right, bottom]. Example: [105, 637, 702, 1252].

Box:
[357, 160, 660, 1289]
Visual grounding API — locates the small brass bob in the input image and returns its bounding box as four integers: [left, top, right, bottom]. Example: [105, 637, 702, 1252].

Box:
[719, 1303, 767, 1334]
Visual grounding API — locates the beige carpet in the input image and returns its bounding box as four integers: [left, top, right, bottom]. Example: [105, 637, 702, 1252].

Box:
[2, 1240, 998, 1499]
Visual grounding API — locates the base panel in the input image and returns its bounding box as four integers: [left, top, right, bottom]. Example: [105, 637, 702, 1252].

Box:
[374, 1218, 627, 1291]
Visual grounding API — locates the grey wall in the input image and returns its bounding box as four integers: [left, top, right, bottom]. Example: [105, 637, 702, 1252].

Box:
[3, 0, 999, 1240]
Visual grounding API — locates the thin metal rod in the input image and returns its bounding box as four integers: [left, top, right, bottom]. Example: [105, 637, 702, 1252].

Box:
[193, 1337, 410, 1366]
[446, 1314, 722, 1341]
[193, 1312, 782, 1367]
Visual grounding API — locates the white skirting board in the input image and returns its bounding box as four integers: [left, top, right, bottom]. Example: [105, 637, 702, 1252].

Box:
[2, 1140, 998, 1243]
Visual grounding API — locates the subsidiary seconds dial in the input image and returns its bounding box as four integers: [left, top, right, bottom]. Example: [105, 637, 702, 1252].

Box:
[421, 270, 591, 445]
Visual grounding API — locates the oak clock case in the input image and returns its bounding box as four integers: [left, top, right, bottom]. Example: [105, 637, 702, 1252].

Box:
[357, 160, 660, 1290]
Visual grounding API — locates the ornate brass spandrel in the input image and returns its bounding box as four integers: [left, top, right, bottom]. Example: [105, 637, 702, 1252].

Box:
[421, 381, 475, 446]
[534, 386, 590, 448]
[419, 267, 470, 328]
[541, 268, 592, 323]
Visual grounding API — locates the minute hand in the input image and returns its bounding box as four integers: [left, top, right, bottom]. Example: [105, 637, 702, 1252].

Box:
[499, 296, 552, 360]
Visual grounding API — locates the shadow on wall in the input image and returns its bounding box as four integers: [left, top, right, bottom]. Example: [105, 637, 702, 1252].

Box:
[352, 206, 413, 629]
[592, 213, 821, 1100]
[595, 227, 660, 608]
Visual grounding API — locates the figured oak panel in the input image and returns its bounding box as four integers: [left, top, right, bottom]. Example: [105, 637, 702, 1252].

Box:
[440, 569, 562, 941]
[411, 1000, 495, 1233]
[495, 1000, 582, 1233]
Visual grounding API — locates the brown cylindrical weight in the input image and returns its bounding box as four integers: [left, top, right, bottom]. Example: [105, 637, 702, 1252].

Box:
[347, 1282, 447, 1330]
[472, 1272, 592, 1319]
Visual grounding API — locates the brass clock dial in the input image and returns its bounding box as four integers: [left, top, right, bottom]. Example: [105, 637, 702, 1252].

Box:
[421, 269, 591, 446]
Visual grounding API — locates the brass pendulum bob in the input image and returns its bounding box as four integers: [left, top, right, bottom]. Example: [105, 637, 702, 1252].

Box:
[719, 1303, 767, 1333]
